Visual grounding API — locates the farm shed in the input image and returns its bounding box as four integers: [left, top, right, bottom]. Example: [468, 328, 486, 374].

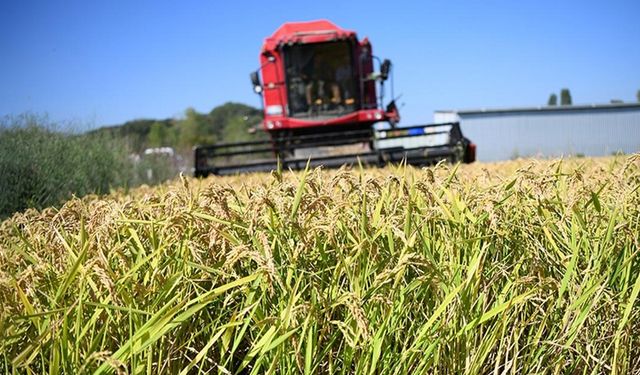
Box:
[434, 103, 640, 161]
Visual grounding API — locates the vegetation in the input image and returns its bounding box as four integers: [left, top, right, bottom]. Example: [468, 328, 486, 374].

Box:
[0, 103, 264, 219]
[0, 115, 131, 219]
[546, 90, 572, 106]
[92, 102, 265, 154]
[560, 88, 573, 105]
[1, 156, 639, 373]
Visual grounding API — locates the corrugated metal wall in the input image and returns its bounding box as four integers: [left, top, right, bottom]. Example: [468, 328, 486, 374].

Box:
[451, 107, 640, 161]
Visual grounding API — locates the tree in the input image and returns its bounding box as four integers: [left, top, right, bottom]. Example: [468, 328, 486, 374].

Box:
[89, 102, 264, 153]
[637, 89, 640, 103]
[177, 108, 203, 149]
[560, 88, 572, 105]
[547, 94, 558, 106]
[147, 121, 166, 148]
[208, 102, 263, 141]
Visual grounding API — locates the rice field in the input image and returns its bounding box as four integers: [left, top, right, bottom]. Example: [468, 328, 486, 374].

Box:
[1, 155, 639, 374]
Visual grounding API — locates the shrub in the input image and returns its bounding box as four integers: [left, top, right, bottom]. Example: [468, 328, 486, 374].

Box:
[0, 114, 132, 218]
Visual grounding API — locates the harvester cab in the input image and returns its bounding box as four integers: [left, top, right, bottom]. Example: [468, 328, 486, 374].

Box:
[194, 20, 475, 176]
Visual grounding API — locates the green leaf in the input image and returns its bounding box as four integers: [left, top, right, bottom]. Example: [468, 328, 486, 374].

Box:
[290, 160, 310, 220]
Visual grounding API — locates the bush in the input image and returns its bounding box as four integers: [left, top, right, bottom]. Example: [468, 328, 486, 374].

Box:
[0, 114, 132, 218]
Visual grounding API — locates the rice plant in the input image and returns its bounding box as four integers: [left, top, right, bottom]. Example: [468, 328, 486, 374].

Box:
[0, 155, 638, 374]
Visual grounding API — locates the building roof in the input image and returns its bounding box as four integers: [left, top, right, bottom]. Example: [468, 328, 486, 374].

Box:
[436, 102, 640, 116]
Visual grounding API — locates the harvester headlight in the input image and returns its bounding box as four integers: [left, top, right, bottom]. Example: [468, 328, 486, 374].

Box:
[266, 105, 283, 115]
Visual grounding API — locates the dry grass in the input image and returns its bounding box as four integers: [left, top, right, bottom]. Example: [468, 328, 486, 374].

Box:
[1, 155, 639, 374]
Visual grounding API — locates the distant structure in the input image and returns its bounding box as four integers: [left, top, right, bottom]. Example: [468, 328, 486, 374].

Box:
[435, 103, 640, 161]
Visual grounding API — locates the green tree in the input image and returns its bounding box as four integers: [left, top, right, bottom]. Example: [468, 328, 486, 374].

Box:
[147, 121, 166, 148]
[164, 122, 179, 147]
[560, 88, 572, 105]
[636, 89, 640, 102]
[178, 108, 203, 148]
[208, 102, 263, 141]
[547, 94, 558, 106]
[89, 102, 264, 152]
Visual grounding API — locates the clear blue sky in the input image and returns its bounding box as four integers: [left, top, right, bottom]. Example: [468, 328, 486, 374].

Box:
[1, 0, 639, 129]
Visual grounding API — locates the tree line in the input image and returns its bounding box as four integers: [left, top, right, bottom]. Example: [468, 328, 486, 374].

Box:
[91, 102, 265, 153]
[548, 89, 640, 106]
[547, 89, 572, 106]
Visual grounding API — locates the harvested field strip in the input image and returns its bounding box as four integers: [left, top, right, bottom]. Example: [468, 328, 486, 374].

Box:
[1, 156, 639, 374]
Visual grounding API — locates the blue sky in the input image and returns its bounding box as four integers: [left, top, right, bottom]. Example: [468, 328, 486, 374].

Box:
[1, 0, 639, 129]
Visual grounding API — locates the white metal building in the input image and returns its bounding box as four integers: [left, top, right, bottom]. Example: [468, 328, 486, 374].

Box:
[434, 103, 640, 161]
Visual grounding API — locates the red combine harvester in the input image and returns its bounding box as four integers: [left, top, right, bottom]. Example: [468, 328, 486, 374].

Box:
[195, 20, 475, 176]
